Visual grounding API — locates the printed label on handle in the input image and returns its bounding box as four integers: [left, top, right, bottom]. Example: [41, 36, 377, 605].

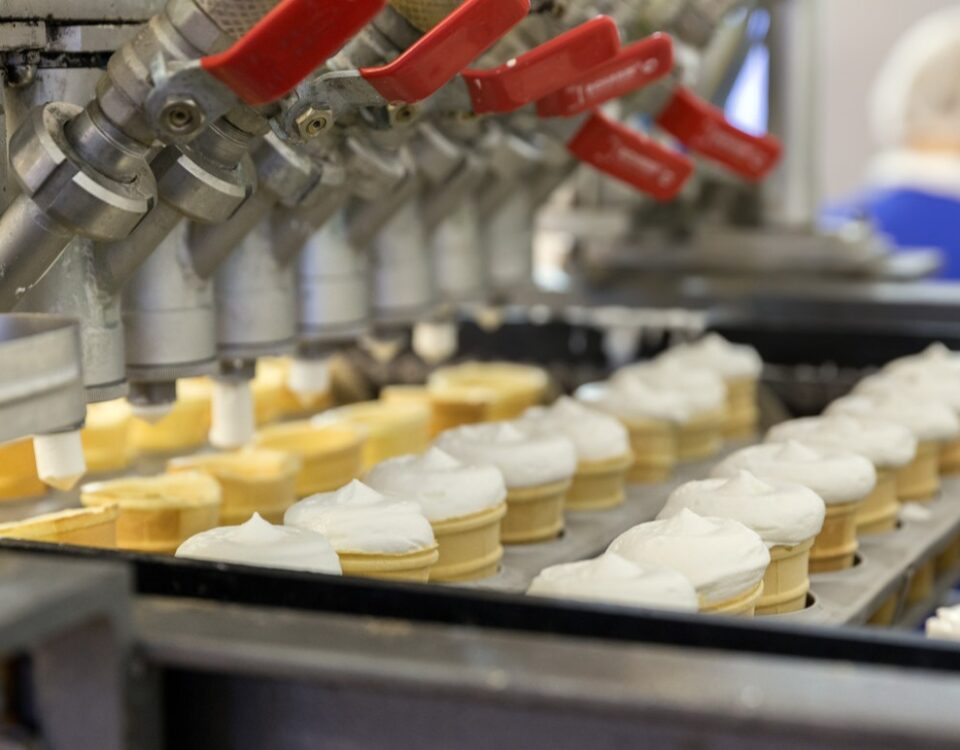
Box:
[361, 0, 529, 103]
[655, 87, 782, 181]
[568, 111, 693, 201]
[462, 16, 621, 115]
[536, 33, 674, 118]
[202, 0, 386, 106]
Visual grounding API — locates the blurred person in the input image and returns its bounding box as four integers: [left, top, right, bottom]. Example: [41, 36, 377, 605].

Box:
[826, 7, 960, 278]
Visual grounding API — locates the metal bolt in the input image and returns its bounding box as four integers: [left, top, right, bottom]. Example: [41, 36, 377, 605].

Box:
[389, 104, 417, 127]
[295, 107, 333, 139]
[159, 98, 205, 136]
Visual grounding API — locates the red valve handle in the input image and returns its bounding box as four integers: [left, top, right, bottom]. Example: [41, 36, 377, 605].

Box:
[201, 0, 386, 106]
[361, 0, 530, 103]
[568, 111, 693, 201]
[655, 87, 781, 181]
[461, 16, 621, 115]
[536, 33, 674, 118]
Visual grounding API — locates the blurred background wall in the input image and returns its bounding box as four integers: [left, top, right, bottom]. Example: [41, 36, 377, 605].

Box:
[817, 0, 958, 204]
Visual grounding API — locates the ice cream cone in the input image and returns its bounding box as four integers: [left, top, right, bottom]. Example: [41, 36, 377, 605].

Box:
[167, 449, 300, 524]
[809, 499, 862, 573]
[700, 580, 764, 617]
[756, 539, 813, 615]
[81, 472, 221, 553]
[380, 385, 443, 436]
[622, 417, 677, 484]
[251, 357, 289, 426]
[906, 560, 936, 605]
[429, 362, 548, 428]
[338, 544, 439, 582]
[0, 506, 118, 548]
[897, 440, 941, 502]
[430, 503, 507, 581]
[254, 421, 365, 498]
[501, 479, 570, 544]
[0, 439, 46, 501]
[325, 400, 430, 470]
[81, 400, 135, 475]
[130, 377, 212, 457]
[723, 376, 759, 439]
[566, 453, 634, 511]
[941, 438, 960, 475]
[856, 467, 900, 534]
[676, 409, 725, 461]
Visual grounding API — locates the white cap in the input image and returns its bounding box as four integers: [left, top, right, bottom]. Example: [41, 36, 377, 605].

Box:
[33, 430, 86, 491]
[209, 379, 255, 449]
[870, 7, 960, 149]
[288, 357, 331, 405]
[412, 320, 458, 365]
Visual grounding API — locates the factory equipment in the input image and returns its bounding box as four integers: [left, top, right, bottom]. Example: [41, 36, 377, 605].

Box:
[7, 1, 960, 748]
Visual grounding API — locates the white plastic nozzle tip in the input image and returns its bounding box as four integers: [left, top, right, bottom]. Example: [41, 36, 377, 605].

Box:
[288, 357, 331, 406]
[209, 379, 255, 449]
[34, 430, 86, 491]
[412, 320, 458, 364]
[129, 400, 175, 423]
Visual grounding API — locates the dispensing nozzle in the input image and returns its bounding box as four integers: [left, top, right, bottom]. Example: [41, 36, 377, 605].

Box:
[127, 380, 177, 423]
[288, 356, 331, 406]
[209, 360, 256, 449]
[33, 429, 86, 491]
[412, 319, 458, 364]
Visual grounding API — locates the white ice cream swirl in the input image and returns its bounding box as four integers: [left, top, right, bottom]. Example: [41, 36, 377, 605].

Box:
[608, 509, 770, 605]
[711, 440, 877, 505]
[527, 553, 699, 612]
[365, 447, 506, 522]
[176, 512, 342, 574]
[284, 480, 435, 554]
[659, 470, 825, 548]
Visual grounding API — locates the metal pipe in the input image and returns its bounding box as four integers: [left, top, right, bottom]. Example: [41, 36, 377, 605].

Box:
[186, 189, 275, 279]
[98, 200, 184, 292]
[0, 194, 74, 310]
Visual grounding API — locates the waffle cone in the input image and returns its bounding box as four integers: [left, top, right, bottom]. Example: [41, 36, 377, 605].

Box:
[0, 506, 117, 548]
[897, 440, 940, 502]
[430, 503, 506, 581]
[906, 560, 936, 605]
[82, 399, 135, 475]
[621, 417, 677, 484]
[428, 362, 548, 430]
[326, 400, 430, 470]
[81, 472, 221, 553]
[167, 449, 300, 524]
[566, 453, 634, 511]
[676, 409, 725, 461]
[868, 594, 899, 626]
[0, 439, 46, 501]
[501, 479, 570, 544]
[936, 537, 960, 576]
[130, 377, 212, 456]
[338, 544, 439, 582]
[380, 385, 443, 437]
[856, 468, 900, 534]
[941, 438, 960, 475]
[700, 580, 764, 617]
[723, 376, 759, 439]
[255, 421, 364, 498]
[756, 538, 813, 615]
[809, 499, 861, 573]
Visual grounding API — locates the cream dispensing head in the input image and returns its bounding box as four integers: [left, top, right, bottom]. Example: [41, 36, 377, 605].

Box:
[33, 430, 86, 491]
[288, 357, 331, 406]
[210, 378, 256, 449]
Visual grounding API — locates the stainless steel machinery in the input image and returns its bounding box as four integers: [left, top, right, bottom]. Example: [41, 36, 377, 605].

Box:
[5, 1, 960, 748]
